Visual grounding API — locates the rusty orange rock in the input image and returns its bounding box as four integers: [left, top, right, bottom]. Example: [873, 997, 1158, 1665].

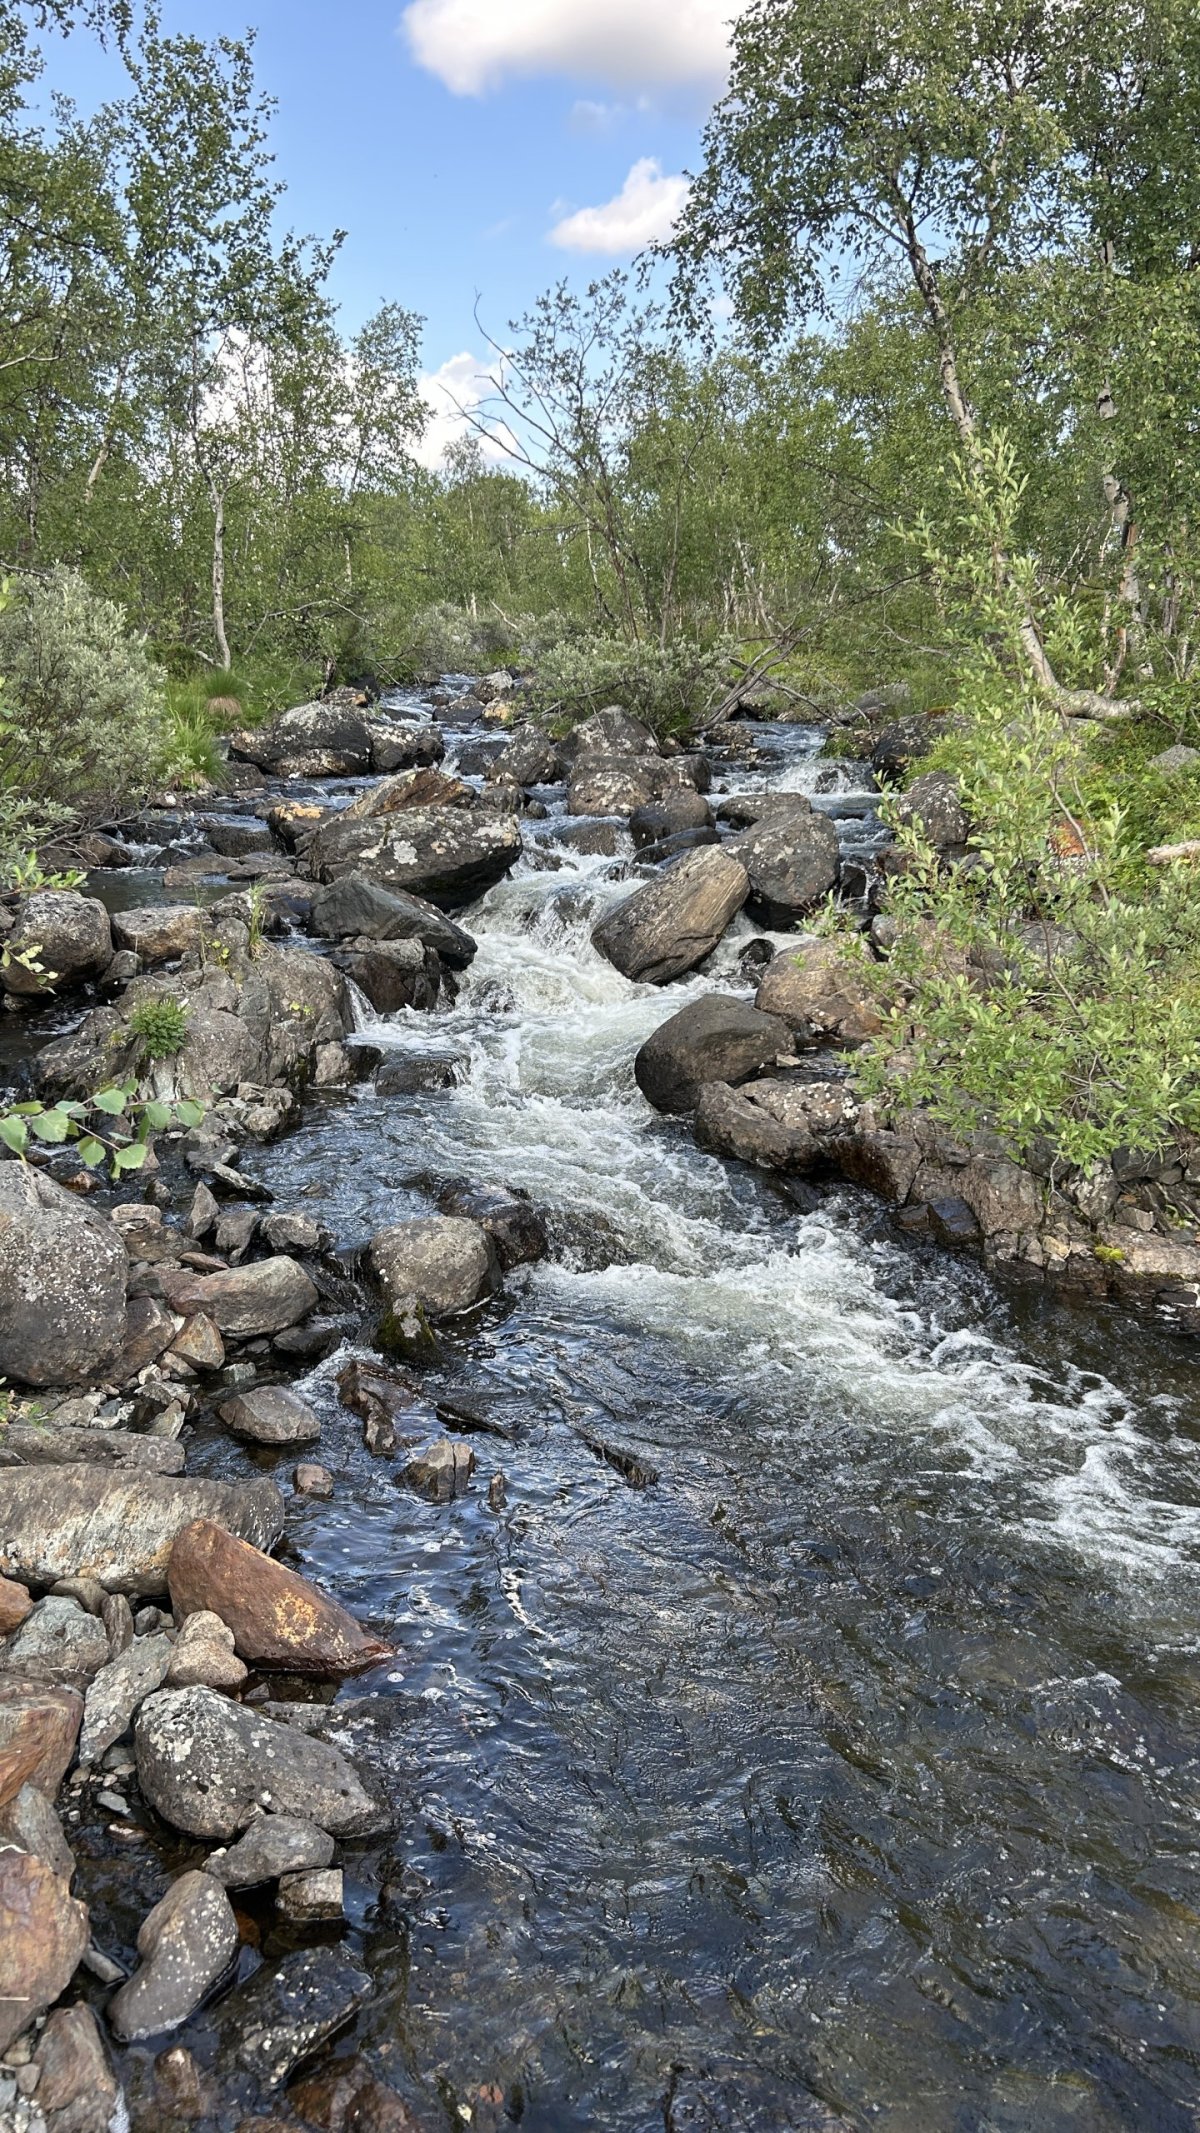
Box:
[0, 1575, 33, 1636]
[168, 1521, 392, 1678]
[0, 1680, 84, 1809]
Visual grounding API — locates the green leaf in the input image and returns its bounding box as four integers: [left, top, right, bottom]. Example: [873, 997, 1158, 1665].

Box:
[76, 1138, 107, 1168]
[0, 1116, 28, 1155]
[141, 1102, 173, 1131]
[112, 1142, 149, 1172]
[29, 1111, 72, 1143]
[172, 1101, 205, 1129]
[91, 1088, 129, 1116]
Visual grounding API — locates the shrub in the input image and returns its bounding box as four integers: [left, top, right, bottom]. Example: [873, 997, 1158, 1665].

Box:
[0, 567, 168, 838]
[408, 601, 522, 679]
[530, 630, 739, 741]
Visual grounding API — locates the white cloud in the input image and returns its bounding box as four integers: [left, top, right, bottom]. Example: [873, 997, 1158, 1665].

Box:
[548, 157, 690, 255]
[401, 0, 744, 96]
[415, 351, 515, 470]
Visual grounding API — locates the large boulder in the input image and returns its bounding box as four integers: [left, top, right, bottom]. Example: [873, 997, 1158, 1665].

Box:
[158, 1257, 319, 1337]
[0, 1469, 284, 1596]
[232, 700, 374, 777]
[135, 1687, 385, 1840]
[567, 758, 663, 817]
[0, 1783, 75, 1883]
[564, 707, 659, 762]
[365, 720, 445, 773]
[630, 791, 713, 848]
[2, 1425, 185, 1475]
[305, 806, 522, 909]
[728, 802, 840, 922]
[219, 1946, 373, 2092]
[341, 768, 471, 819]
[0, 1850, 89, 2053]
[592, 847, 749, 985]
[111, 905, 209, 966]
[369, 1217, 499, 1319]
[871, 714, 935, 780]
[169, 1521, 391, 1677]
[339, 939, 440, 1016]
[108, 1870, 239, 2042]
[309, 874, 476, 966]
[755, 941, 885, 1046]
[893, 769, 970, 848]
[694, 1081, 819, 1171]
[2, 891, 112, 998]
[634, 995, 791, 1115]
[0, 1165, 128, 1387]
[491, 732, 563, 787]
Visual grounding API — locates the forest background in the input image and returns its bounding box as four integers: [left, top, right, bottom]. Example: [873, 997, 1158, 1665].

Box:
[3, 0, 1200, 1167]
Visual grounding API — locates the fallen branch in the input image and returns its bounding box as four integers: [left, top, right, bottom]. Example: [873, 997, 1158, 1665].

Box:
[1147, 839, 1200, 865]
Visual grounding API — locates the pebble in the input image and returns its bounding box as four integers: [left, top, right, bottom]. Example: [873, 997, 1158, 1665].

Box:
[96, 1791, 129, 1815]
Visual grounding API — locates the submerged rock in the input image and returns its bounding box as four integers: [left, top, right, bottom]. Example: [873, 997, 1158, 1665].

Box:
[634, 996, 790, 1115]
[0, 1166, 128, 1388]
[289, 2062, 430, 2133]
[135, 1686, 387, 1839]
[0, 1469, 284, 1596]
[168, 1520, 391, 1677]
[592, 846, 749, 985]
[108, 1871, 239, 2042]
[220, 1945, 372, 2090]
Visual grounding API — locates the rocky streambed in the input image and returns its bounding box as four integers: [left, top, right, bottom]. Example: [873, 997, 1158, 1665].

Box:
[2, 684, 1200, 2133]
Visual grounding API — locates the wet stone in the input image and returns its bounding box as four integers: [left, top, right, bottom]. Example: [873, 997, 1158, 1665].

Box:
[108, 1869, 240, 2042]
[220, 1946, 373, 2090]
[276, 1866, 343, 1923]
[207, 1811, 336, 1889]
[135, 1686, 387, 1840]
[33, 2005, 121, 2133]
[406, 1439, 475, 1503]
[294, 1463, 335, 1500]
[219, 1386, 322, 1446]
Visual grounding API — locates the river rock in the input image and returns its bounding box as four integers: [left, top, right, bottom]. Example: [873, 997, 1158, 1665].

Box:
[77, 1633, 173, 1766]
[107, 1870, 238, 2043]
[375, 1046, 466, 1095]
[492, 731, 563, 787]
[134, 1687, 387, 1839]
[277, 1865, 343, 1922]
[3, 1598, 109, 1687]
[232, 700, 374, 777]
[630, 791, 713, 848]
[169, 1312, 225, 1369]
[406, 1439, 475, 1502]
[2, 1426, 185, 1476]
[114, 1295, 177, 1377]
[218, 1385, 321, 1445]
[164, 1609, 247, 1691]
[565, 707, 659, 761]
[694, 1081, 819, 1171]
[343, 768, 470, 819]
[34, 2005, 122, 2133]
[295, 1462, 335, 1499]
[169, 1520, 390, 1677]
[158, 1256, 318, 1336]
[568, 758, 662, 817]
[437, 1182, 549, 1270]
[370, 1217, 498, 1319]
[592, 846, 750, 985]
[0, 1783, 75, 1883]
[871, 714, 935, 780]
[207, 1810, 335, 1888]
[309, 875, 477, 966]
[0, 1577, 33, 1634]
[0, 1681, 83, 1806]
[289, 2063, 428, 2133]
[728, 802, 840, 922]
[260, 1212, 324, 1254]
[366, 720, 446, 773]
[0, 1850, 89, 2051]
[634, 995, 791, 1114]
[221, 1945, 373, 2090]
[755, 940, 885, 1046]
[306, 806, 522, 909]
[1, 891, 112, 998]
[111, 905, 208, 966]
[343, 937, 439, 1014]
[0, 1469, 284, 1596]
[893, 769, 969, 848]
[0, 1165, 128, 1388]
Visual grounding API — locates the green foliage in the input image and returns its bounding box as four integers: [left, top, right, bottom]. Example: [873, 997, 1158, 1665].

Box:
[530, 630, 740, 741]
[0, 1082, 204, 1173]
[407, 601, 522, 680]
[0, 567, 167, 834]
[126, 995, 189, 1061]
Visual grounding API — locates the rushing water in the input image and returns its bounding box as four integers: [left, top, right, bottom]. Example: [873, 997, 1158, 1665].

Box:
[36, 697, 1200, 2129]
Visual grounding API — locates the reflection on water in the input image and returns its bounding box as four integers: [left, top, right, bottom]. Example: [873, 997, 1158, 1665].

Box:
[242, 791, 1200, 2132]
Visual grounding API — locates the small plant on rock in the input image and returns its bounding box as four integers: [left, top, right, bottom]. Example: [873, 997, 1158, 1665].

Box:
[127, 996, 190, 1061]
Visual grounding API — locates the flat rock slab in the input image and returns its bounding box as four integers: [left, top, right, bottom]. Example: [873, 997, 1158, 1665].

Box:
[221, 1946, 372, 2090]
[78, 1633, 174, 1766]
[3, 1427, 185, 1476]
[0, 1469, 284, 1597]
[135, 1686, 387, 1840]
[169, 1520, 390, 1677]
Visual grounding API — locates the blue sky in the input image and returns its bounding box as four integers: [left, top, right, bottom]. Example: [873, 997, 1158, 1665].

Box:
[33, 0, 742, 459]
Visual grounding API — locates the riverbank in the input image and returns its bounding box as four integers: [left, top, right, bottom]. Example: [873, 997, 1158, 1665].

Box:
[2, 683, 1200, 2133]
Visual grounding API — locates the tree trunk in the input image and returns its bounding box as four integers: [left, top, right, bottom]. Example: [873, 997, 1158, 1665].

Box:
[210, 483, 232, 671]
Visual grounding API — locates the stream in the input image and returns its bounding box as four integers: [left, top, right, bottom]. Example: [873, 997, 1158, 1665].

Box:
[20, 690, 1200, 2131]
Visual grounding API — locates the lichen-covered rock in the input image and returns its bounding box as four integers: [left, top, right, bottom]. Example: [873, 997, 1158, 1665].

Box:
[231, 699, 374, 776]
[370, 1216, 498, 1320]
[1, 891, 112, 998]
[206, 1811, 335, 1888]
[77, 1633, 174, 1765]
[0, 1469, 284, 1596]
[306, 806, 522, 910]
[108, 1870, 238, 2042]
[0, 1166, 127, 1388]
[728, 802, 840, 922]
[755, 941, 885, 1046]
[134, 1686, 386, 1840]
[694, 1081, 818, 1170]
[159, 1256, 318, 1337]
[2, 1598, 109, 1687]
[111, 904, 209, 966]
[592, 847, 749, 985]
[894, 769, 970, 848]
[0, 1782, 76, 1883]
[219, 1946, 372, 2091]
